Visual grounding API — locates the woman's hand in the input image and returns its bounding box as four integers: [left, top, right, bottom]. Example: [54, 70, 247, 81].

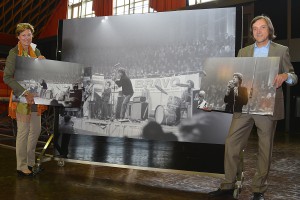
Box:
[38, 55, 46, 59]
[24, 92, 35, 105]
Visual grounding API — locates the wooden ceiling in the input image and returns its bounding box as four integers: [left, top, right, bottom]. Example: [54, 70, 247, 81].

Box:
[0, 0, 61, 37]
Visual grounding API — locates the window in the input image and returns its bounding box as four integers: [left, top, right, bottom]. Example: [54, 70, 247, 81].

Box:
[189, 0, 214, 6]
[113, 0, 154, 15]
[68, 0, 154, 18]
[68, 0, 95, 19]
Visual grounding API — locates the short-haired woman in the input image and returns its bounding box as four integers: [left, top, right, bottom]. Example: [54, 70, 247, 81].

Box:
[3, 23, 47, 176]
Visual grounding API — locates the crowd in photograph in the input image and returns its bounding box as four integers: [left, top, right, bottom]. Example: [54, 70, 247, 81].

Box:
[200, 79, 276, 113]
[87, 36, 235, 79]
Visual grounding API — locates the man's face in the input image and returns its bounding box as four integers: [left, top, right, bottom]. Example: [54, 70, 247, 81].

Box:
[199, 95, 204, 102]
[252, 19, 269, 46]
[118, 72, 122, 78]
[233, 76, 239, 85]
[198, 92, 205, 101]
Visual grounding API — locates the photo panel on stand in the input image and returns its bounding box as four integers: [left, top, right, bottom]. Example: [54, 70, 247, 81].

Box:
[59, 7, 238, 144]
[13, 56, 87, 108]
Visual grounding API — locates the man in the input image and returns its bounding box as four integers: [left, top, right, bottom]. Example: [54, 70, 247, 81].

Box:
[209, 15, 297, 200]
[113, 68, 134, 119]
[224, 72, 248, 113]
[181, 80, 194, 105]
[101, 81, 112, 120]
[141, 84, 151, 118]
[141, 84, 150, 102]
[83, 80, 93, 118]
[180, 80, 194, 119]
[197, 90, 208, 109]
[40, 79, 47, 98]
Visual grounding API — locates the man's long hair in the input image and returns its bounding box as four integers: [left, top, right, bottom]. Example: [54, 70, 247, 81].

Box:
[233, 72, 243, 85]
[250, 15, 276, 40]
[117, 68, 126, 77]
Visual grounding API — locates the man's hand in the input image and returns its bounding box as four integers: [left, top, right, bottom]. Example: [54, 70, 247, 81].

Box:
[227, 80, 234, 88]
[273, 73, 288, 88]
[24, 92, 35, 105]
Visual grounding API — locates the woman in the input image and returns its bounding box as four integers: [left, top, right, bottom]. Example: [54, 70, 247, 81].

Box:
[3, 23, 47, 176]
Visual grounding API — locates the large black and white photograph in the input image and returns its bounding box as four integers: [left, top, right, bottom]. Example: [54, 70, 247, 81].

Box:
[13, 56, 87, 108]
[1, 1, 300, 199]
[59, 7, 237, 144]
[201, 57, 280, 115]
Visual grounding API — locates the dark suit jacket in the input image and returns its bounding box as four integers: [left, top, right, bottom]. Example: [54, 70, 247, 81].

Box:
[237, 41, 298, 120]
[224, 86, 248, 113]
[115, 75, 134, 96]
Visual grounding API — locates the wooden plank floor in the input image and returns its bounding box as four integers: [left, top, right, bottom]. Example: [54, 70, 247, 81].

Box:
[1, 116, 300, 199]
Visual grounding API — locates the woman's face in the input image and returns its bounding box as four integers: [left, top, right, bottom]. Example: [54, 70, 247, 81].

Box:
[18, 29, 33, 48]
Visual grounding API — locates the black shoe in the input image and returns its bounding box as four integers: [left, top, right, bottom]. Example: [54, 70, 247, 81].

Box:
[252, 193, 264, 200]
[28, 166, 33, 172]
[28, 166, 45, 173]
[209, 188, 234, 197]
[17, 170, 35, 177]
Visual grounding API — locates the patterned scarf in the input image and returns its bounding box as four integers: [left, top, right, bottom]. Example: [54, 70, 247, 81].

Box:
[17, 41, 37, 58]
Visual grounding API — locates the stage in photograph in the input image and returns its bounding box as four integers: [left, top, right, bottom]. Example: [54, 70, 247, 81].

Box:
[13, 56, 87, 107]
[58, 7, 237, 144]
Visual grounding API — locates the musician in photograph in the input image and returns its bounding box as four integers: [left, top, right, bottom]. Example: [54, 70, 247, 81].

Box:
[180, 80, 194, 120]
[181, 80, 194, 105]
[83, 80, 93, 118]
[141, 84, 151, 115]
[28, 82, 38, 95]
[197, 90, 208, 109]
[113, 68, 134, 119]
[224, 72, 248, 113]
[40, 79, 47, 98]
[58, 86, 71, 102]
[101, 81, 112, 120]
[72, 83, 79, 90]
[141, 84, 150, 102]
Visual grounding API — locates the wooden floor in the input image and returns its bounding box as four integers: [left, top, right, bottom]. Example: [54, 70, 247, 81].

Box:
[1, 116, 300, 200]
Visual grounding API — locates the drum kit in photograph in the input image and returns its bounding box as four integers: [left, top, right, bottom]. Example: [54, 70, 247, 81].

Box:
[153, 83, 189, 126]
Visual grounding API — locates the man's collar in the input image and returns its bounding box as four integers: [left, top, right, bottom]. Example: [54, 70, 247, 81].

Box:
[254, 40, 271, 48]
